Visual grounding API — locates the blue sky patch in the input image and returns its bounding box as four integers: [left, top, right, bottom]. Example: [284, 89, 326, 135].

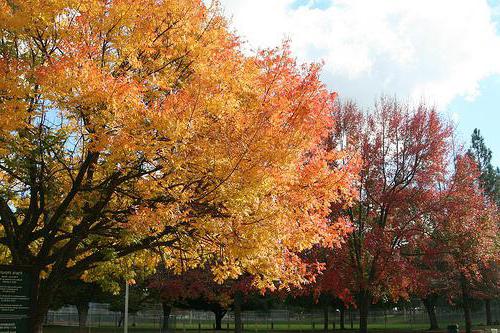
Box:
[290, 0, 332, 10]
[448, 74, 500, 166]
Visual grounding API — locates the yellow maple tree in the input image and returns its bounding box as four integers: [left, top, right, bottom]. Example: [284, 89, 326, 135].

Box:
[0, 1, 357, 331]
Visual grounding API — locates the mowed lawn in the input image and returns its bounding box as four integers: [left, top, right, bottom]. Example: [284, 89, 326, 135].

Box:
[42, 323, 500, 333]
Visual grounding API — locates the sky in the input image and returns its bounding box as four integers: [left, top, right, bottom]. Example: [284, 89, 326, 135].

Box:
[216, 0, 500, 167]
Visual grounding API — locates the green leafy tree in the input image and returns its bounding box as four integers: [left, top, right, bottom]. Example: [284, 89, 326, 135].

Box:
[108, 283, 152, 328]
[50, 280, 108, 331]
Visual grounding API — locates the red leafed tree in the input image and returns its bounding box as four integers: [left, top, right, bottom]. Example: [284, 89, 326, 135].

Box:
[425, 155, 499, 333]
[409, 234, 450, 330]
[326, 98, 452, 333]
[149, 267, 256, 333]
[278, 247, 353, 332]
[474, 261, 500, 326]
[150, 268, 232, 332]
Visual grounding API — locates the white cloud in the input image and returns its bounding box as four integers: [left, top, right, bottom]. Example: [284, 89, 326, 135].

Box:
[218, 0, 500, 108]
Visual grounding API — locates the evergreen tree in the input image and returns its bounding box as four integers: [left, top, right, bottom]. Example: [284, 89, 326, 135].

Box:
[468, 128, 500, 206]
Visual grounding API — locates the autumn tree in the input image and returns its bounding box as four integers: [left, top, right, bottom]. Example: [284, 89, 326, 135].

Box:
[473, 262, 500, 327]
[0, 1, 357, 332]
[287, 246, 355, 332]
[151, 266, 276, 333]
[149, 267, 240, 332]
[148, 267, 188, 333]
[407, 242, 447, 330]
[401, 139, 499, 332]
[319, 257, 356, 330]
[467, 129, 500, 325]
[327, 98, 452, 333]
[405, 208, 455, 330]
[427, 155, 498, 333]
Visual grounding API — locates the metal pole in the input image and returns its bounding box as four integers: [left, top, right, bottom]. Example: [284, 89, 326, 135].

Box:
[124, 281, 129, 333]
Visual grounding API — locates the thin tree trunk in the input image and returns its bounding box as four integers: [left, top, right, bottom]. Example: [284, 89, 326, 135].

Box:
[215, 313, 222, 330]
[214, 309, 226, 330]
[118, 313, 124, 328]
[461, 276, 472, 333]
[357, 291, 371, 333]
[350, 308, 353, 329]
[162, 302, 172, 333]
[339, 305, 345, 330]
[422, 297, 439, 330]
[234, 292, 243, 333]
[77, 302, 90, 332]
[463, 303, 472, 333]
[323, 304, 329, 332]
[485, 299, 492, 326]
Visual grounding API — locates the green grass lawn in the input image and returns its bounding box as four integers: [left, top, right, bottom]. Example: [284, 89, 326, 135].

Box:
[42, 323, 500, 333]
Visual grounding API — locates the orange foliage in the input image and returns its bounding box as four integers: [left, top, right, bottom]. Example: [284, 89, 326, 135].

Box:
[0, 0, 357, 296]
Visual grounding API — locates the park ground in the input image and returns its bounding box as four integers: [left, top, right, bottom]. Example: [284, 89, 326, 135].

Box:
[43, 324, 500, 333]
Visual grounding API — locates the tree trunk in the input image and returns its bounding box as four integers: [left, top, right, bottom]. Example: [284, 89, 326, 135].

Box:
[339, 305, 345, 330]
[118, 313, 124, 328]
[214, 309, 226, 330]
[422, 297, 439, 330]
[461, 277, 472, 333]
[162, 302, 172, 333]
[234, 291, 243, 333]
[485, 299, 492, 326]
[30, 272, 52, 333]
[357, 291, 372, 333]
[323, 305, 329, 332]
[30, 297, 48, 333]
[31, 319, 44, 333]
[76, 302, 90, 332]
[463, 302, 472, 333]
